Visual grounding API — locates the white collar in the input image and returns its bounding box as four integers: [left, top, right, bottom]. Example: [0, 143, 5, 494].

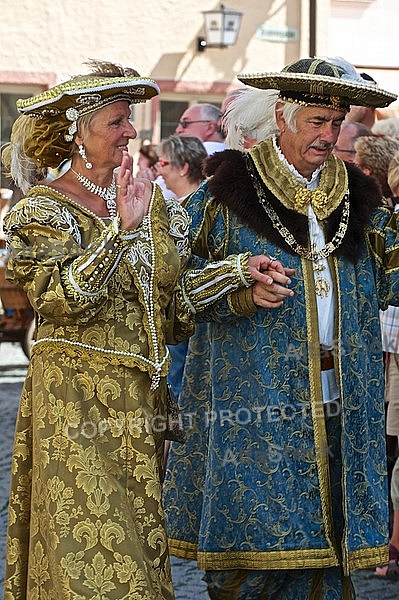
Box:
[272, 135, 325, 189]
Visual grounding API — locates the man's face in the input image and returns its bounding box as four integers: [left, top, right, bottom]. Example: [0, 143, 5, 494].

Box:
[277, 105, 346, 179]
[175, 106, 214, 141]
[333, 124, 358, 162]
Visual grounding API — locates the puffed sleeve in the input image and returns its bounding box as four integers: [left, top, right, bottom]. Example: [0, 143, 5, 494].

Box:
[163, 194, 255, 341]
[4, 194, 130, 325]
[175, 182, 258, 316]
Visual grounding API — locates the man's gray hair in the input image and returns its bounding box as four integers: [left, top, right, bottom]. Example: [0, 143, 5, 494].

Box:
[198, 103, 222, 124]
[278, 103, 302, 134]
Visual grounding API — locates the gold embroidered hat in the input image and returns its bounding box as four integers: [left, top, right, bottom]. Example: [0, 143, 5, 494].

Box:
[17, 64, 160, 142]
[4, 60, 161, 177]
[237, 57, 397, 110]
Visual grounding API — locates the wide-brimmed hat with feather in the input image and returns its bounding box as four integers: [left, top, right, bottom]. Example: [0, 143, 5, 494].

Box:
[2, 60, 160, 193]
[237, 57, 397, 111]
[17, 60, 160, 142]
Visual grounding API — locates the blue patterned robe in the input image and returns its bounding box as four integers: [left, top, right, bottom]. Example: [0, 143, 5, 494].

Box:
[163, 143, 399, 576]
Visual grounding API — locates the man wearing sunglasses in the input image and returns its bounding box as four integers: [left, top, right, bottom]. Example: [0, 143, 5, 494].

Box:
[333, 120, 372, 163]
[175, 102, 226, 155]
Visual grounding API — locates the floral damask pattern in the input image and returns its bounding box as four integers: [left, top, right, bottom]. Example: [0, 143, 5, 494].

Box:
[4, 185, 184, 599]
[164, 176, 399, 576]
[5, 351, 174, 600]
[3, 179, 287, 597]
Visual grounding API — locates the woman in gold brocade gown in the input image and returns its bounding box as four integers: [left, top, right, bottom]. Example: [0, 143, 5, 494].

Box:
[1, 60, 284, 600]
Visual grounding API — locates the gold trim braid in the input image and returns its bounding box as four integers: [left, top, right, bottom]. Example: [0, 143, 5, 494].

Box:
[250, 138, 348, 220]
[246, 142, 351, 262]
[196, 547, 339, 571]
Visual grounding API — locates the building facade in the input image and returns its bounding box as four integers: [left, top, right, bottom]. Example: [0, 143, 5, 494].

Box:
[0, 0, 397, 187]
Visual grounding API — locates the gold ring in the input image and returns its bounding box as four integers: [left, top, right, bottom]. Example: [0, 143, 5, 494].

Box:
[116, 184, 121, 189]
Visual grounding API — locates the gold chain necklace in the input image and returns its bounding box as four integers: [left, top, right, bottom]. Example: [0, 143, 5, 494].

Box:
[245, 155, 350, 262]
[312, 246, 331, 297]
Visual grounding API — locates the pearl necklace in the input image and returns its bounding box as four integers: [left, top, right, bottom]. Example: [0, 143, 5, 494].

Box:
[71, 168, 117, 218]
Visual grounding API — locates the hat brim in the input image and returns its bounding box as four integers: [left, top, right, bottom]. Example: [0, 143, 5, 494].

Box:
[237, 71, 397, 108]
[17, 75, 160, 115]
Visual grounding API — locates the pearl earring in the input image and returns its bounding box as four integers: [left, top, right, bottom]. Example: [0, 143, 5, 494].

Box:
[78, 144, 92, 169]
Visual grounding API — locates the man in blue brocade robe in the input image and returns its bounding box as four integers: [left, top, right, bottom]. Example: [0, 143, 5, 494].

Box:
[164, 58, 399, 599]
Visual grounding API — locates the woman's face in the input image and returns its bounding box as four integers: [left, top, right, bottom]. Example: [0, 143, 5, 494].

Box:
[82, 101, 137, 169]
[158, 155, 181, 194]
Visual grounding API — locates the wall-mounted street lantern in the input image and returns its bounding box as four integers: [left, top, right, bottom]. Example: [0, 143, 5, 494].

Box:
[198, 4, 243, 52]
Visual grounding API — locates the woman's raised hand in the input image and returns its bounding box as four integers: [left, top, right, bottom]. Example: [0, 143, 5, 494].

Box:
[114, 150, 152, 230]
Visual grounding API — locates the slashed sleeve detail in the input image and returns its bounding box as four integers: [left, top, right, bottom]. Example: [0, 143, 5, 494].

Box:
[67, 227, 129, 299]
[5, 193, 130, 314]
[181, 252, 254, 314]
[177, 181, 256, 315]
[4, 194, 108, 323]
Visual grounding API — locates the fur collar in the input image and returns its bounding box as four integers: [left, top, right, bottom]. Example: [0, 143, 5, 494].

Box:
[205, 149, 382, 263]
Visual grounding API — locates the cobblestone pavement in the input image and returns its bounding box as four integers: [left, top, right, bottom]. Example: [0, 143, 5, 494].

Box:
[1, 343, 399, 599]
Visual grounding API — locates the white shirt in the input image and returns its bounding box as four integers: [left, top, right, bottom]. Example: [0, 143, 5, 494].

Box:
[273, 137, 339, 403]
[203, 141, 226, 156]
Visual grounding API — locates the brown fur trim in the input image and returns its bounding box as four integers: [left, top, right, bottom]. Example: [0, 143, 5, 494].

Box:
[205, 150, 382, 263]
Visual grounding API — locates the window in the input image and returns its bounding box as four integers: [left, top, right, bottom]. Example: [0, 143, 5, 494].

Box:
[160, 100, 189, 139]
[0, 86, 44, 194]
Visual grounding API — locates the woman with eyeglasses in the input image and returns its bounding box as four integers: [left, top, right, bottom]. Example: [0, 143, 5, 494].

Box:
[158, 134, 207, 204]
